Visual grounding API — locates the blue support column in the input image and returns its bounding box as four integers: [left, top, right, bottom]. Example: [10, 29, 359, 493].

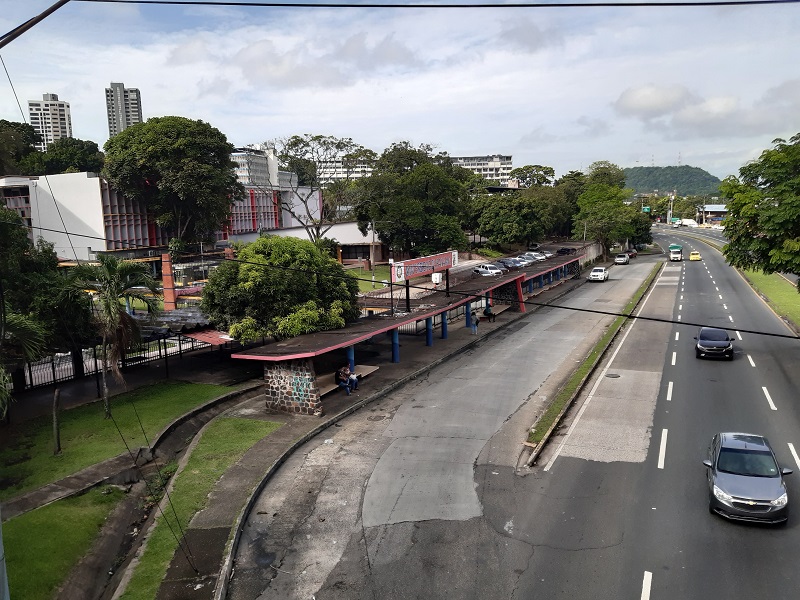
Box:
[392, 328, 400, 363]
[426, 317, 433, 346]
[539, 274, 544, 288]
[441, 310, 449, 339]
[466, 301, 473, 329]
[347, 345, 355, 371]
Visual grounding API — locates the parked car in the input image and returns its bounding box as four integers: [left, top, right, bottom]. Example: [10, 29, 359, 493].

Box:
[497, 257, 523, 270]
[523, 252, 547, 262]
[625, 248, 638, 258]
[588, 267, 609, 282]
[557, 247, 577, 255]
[694, 327, 734, 360]
[614, 253, 630, 265]
[488, 262, 509, 274]
[527, 243, 541, 251]
[473, 263, 502, 277]
[514, 255, 534, 267]
[541, 250, 555, 259]
[703, 432, 791, 524]
[690, 251, 702, 261]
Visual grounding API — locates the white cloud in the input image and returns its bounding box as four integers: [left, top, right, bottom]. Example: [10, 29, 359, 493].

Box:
[614, 84, 696, 120]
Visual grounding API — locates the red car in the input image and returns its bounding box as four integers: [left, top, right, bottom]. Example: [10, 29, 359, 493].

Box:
[625, 248, 638, 258]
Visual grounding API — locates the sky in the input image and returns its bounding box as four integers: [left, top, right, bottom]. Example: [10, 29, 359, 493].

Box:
[1, 0, 799, 181]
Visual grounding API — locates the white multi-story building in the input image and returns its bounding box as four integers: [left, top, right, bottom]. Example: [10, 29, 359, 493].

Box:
[105, 82, 143, 137]
[28, 93, 73, 152]
[317, 158, 374, 186]
[231, 147, 273, 187]
[451, 154, 514, 185]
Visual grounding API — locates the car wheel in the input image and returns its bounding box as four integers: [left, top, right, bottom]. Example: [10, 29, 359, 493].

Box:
[728, 353, 734, 361]
[708, 503, 715, 515]
[696, 350, 702, 359]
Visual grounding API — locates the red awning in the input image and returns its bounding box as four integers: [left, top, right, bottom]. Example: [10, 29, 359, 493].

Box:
[181, 329, 235, 346]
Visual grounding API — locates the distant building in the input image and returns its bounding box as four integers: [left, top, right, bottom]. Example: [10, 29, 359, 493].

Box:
[317, 158, 374, 186]
[105, 82, 143, 137]
[699, 204, 727, 225]
[27, 93, 72, 152]
[451, 154, 514, 185]
[231, 147, 273, 187]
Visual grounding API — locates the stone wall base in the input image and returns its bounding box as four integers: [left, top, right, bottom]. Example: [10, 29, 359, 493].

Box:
[263, 359, 323, 415]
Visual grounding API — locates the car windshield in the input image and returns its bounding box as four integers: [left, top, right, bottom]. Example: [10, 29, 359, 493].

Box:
[700, 329, 728, 341]
[592, 268, 603, 273]
[717, 448, 779, 477]
[617, 254, 627, 258]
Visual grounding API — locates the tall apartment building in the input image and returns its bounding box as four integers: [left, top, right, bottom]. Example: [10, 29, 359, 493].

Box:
[105, 82, 143, 137]
[28, 93, 73, 152]
[317, 158, 374, 185]
[451, 154, 514, 186]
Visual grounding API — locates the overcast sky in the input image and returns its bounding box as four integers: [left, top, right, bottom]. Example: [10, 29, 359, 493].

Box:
[2, 0, 798, 181]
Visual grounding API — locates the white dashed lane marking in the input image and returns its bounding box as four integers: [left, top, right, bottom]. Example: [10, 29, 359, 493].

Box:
[763, 387, 777, 411]
[675, 332, 679, 341]
[667, 381, 673, 401]
[789, 444, 800, 470]
[748, 355, 756, 367]
[671, 352, 677, 366]
[736, 331, 742, 340]
[723, 304, 728, 310]
[641, 571, 653, 600]
[658, 429, 668, 469]
[728, 315, 734, 322]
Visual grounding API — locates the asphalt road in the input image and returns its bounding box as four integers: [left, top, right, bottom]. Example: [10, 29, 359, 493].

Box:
[227, 237, 800, 600]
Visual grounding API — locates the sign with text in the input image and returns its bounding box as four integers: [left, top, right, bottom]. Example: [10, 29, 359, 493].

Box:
[391, 251, 459, 283]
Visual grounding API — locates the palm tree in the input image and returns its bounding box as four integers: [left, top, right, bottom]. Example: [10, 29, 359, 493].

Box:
[71, 255, 161, 419]
[0, 306, 46, 420]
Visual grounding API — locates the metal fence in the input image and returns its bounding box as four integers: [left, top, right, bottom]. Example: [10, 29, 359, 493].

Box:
[10, 334, 212, 392]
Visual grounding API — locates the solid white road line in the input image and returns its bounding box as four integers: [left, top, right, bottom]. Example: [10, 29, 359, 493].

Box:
[748, 355, 756, 368]
[658, 429, 668, 469]
[667, 381, 673, 401]
[763, 387, 777, 411]
[543, 265, 664, 472]
[671, 352, 676, 366]
[788, 443, 800, 471]
[675, 332, 679, 341]
[736, 331, 742, 340]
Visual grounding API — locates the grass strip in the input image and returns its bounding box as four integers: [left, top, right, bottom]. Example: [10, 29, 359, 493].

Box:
[739, 270, 800, 332]
[119, 417, 281, 600]
[0, 381, 228, 501]
[528, 262, 661, 445]
[4, 485, 126, 600]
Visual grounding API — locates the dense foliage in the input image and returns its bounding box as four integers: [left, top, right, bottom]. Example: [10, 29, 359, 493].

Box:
[103, 116, 244, 248]
[201, 236, 360, 341]
[721, 133, 800, 290]
[624, 165, 722, 196]
[18, 138, 104, 175]
[0, 120, 40, 175]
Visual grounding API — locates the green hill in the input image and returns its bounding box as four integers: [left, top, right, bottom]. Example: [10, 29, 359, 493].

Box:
[623, 166, 721, 196]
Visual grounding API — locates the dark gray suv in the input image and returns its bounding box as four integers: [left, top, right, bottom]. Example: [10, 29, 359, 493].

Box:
[703, 433, 791, 524]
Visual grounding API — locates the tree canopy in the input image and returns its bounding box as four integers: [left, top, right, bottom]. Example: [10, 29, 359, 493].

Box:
[200, 236, 361, 341]
[103, 116, 243, 249]
[573, 182, 635, 259]
[0, 120, 40, 175]
[623, 165, 721, 196]
[354, 145, 469, 257]
[721, 133, 800, 290]
[508, 165, 555, 188]
[18, 138, 104, 175]
[587, 161, 626, 189]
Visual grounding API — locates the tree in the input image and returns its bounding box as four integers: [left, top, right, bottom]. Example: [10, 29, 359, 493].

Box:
[354, 154, 469, 257]
[200, 236, 360, 341]
[0, 120, 40, 175]
[18, 137, 104, 175]
[587, 161, 626, 189]
[508, 165, 555, 188]
[721, 133, 800, 290]
[573, 183, 635, 260]
[265, 134, 374, 243]
[476, 190, 554, 247]
[70, 255, 161, 418]
[103, 116, 244, 250]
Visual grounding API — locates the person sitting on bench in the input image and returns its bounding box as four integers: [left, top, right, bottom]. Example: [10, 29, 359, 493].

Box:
[335, 366, 352, 395]
[343, 365, 359, 391]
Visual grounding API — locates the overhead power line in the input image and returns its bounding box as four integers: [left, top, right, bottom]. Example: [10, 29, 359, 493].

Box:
[76, 0, 800, 8]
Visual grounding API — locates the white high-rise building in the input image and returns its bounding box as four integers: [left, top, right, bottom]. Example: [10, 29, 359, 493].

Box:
[451, 154, 514, 185]
[27, 93, 73, 152]
[105, 82, 143, 137]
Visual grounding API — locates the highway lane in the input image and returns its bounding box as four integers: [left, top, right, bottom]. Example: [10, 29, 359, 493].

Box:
[523, 233, 800, 599]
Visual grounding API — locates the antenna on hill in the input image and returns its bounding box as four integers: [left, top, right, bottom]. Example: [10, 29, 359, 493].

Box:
[651, 155, 655, 167]
[678, 152, 682, 166]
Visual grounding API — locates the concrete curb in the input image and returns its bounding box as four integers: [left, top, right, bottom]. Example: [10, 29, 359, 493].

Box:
[213, 276, 586, 600]
[523, 261, 663, 468]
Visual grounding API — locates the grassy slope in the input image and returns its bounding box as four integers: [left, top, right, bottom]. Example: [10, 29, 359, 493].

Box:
[1, 381, 228, 500]
[120, 417, 281, 600]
